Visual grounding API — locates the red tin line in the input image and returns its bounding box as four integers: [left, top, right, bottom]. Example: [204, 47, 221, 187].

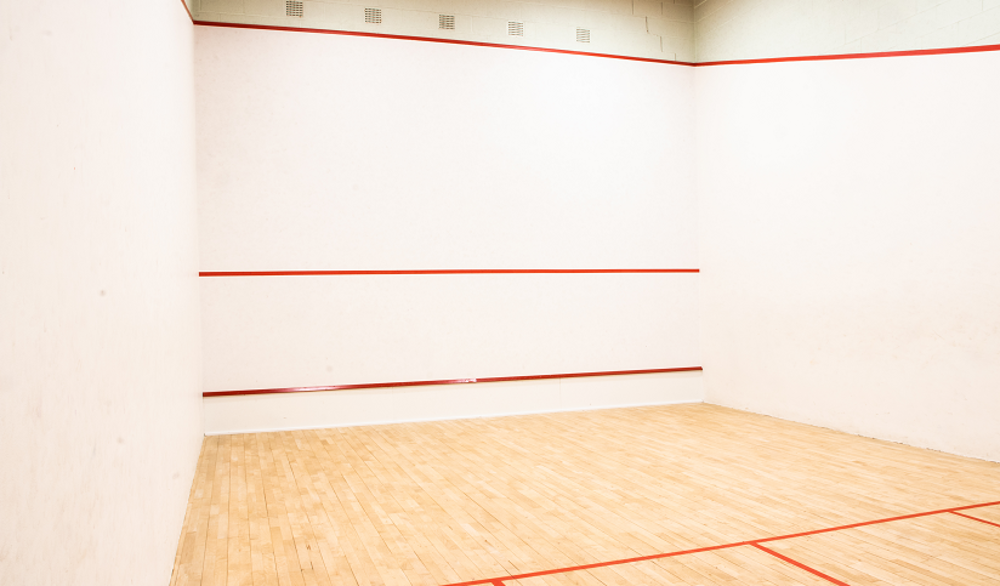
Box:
[198, 268, 699, 277]
[437, 499, 1000, 586]
[192, 20, 691, 66]
[179, 0, 193, 21]
[950, 511, 1000, 529]
[202, 367, 703, 397]
[695, 42, 1000, 67]
[752, 543, 852, 586]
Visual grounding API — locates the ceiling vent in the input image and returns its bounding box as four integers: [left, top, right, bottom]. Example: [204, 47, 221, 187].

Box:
[365, 7, 382, 23]
[576, 28, 591, 43]
[508, 21, 524, 36]
[439, 14, 455, 30]
[285, 0, 303, 17]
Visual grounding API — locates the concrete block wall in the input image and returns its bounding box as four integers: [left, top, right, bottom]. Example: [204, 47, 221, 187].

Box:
[193, 0, 695, 61]
[695, 0, 1000, 62]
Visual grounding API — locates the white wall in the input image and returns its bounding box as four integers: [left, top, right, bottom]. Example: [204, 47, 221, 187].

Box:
[695, 0, 1000, 62]
[196, 25, 702, 430]
[0, 1, 203, 584]
[697, 49, 1000, 461]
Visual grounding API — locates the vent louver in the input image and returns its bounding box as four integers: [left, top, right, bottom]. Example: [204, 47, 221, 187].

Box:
[365, 7, 382, 23]
[285, 0, 303, 17]
[439, 14, 455, 29]
[576, 28, 591, 43]
[508, 21, 524, 36]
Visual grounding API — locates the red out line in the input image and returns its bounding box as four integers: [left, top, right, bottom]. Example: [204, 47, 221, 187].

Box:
[752, 543, 852, 586]
[950, 510, 1000, 529]
[438, 499, 1000, 586]
[192, 20, 1000, 67]
[203, 366, 703, 397]
[179, 0, 193, 22]
[192, 21, 690, 66]
[198, 268, 699, 277]
[696, 42, 1000, 67]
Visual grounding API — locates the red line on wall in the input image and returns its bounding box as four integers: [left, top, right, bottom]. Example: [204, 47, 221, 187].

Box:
[695, 42, 1000, 67]
[192, 20, 691, 66]
[198, 268, 699, 277]
[435, 499, 1000, 586]
[751, 543, 852, 586]
[202, 366, 704, 397]
[179, 0, 193, 22]
[192, 20, 1000, 67]
[950, 511, 1000, 529]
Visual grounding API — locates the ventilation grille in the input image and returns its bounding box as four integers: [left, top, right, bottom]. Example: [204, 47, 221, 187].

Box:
[508, 21, 524, 36]
[576, 28, 590, 43]
[365, 7, 382, 23]
[439, 14, 455, 30]
[285, 0, 303, 17]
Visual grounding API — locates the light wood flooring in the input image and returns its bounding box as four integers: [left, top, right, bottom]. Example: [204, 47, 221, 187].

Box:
[169, 403, 1000, 586]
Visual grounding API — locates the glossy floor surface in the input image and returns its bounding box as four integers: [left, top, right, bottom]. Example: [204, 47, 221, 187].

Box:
[170, 403, 1000, 586]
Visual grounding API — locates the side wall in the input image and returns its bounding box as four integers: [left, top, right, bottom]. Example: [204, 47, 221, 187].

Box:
[196, 26, 702, 433]
[0, 2, 203, 584]
[697, 48, 1000, 461]
[695, 0, 1000, 62]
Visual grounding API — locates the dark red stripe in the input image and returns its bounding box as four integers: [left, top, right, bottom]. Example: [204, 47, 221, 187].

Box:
[192, 20, 691, 66]
[950, 511, 1000, 529]
[199, 268, 699, 277]
[695, 42, 1000, 67]
[752, 543, 852, 586]
[179, 0, 192, 21]
[203, 366, 703, 397]
[436, 499, 1000, 586]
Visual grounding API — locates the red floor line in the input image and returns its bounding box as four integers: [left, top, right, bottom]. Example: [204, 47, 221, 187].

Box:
[751, 543, 852, 586]
[437, 499, 1000, 586]
[950, 511, 1000, 529]
[754, 499, 1000, 544]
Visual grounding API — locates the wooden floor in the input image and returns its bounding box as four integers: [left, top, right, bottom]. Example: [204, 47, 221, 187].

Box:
[169, 403, 1000, 586]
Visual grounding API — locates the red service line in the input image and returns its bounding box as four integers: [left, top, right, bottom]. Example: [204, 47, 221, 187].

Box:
[752, 543, 851, 586]
[203, 366, 703, 397]
[198, 268, 699, 277]
[950, 510, 1000, 529]
[439, 499, 1000, 586]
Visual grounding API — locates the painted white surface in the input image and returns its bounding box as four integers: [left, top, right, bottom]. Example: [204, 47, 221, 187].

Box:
[0, 1, 202, 585]
[193, 0, 694, 62]
[697, 50, 1000, 462]
[197, 25, 697, 271]
[695, 0, 1000, 62]
[202, 273, 700, 391]
[197, 24, 701, 404]
[204, 370, 703, 434]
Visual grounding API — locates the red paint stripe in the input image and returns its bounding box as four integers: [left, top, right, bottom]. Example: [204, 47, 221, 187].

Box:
[192, 20, 691, 66]
[203, 366, 703, 397]
[179, 0, 193, 21]
[437, 499, 1000, 586]
[752, 543, 852, 586]
[950, 511, 1000, 529]
[193, 19, 1000, 67]
[695, 42, 1000, 67]
[199, 268, 699, 277]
